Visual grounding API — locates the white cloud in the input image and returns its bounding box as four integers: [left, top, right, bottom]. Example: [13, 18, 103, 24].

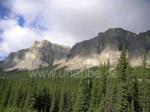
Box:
[0, 19, 18, 30]
[0, 19, 74, 57]
[9, 0, 150, 35]
[42, 30, 75, 46]
[10, 0, 42, 24]
[0, 19, 41, 56]
[0, 0, 150, 57]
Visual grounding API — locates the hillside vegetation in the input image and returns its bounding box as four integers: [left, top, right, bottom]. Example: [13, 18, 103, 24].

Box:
[0, 49, 150, 112]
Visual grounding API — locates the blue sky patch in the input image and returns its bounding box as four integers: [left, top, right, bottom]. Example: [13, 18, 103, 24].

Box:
[0, 29, 3, 33]
[30, 16, 47, 31]
[0, 3, 10, 19]
[18, 15, 25, 27]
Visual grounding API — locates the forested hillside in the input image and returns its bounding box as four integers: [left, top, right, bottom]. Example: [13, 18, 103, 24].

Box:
[0, 49, 150, 112]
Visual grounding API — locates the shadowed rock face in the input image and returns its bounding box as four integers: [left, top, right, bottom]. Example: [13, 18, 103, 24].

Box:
[0, 40, 71, 71]
[0, 28, 150, 71]
[66, 28, 150, 68]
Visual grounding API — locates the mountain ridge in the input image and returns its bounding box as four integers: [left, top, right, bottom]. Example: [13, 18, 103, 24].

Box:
[0, 28, 150, 71]
[66, 28, 150, 69]
[0, 40, 71, 71]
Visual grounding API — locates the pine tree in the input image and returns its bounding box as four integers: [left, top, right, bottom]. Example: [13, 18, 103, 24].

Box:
[114, 48, 129, 112]
[133, 77, 140, 112]
[140, 51, 149, 112]
[125, 54, 135, 111]
[104, 63, 117, 112]
[27, 79, 37, 111]
[58, 92, 68, 112]
[104, 77, 116, 112]
[88, 64, 107, 112]
[131, 100, 135, 112]
[40, 88, 51, 112]
[50, 93, 59, 112]
[74, 78, 90, 112]
[0, 81, 11, 108]
[97, 95, 105, 112]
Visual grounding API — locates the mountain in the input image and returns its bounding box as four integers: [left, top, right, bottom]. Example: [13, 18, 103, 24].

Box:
[0, 28, 150, 71]
[0, 40, 71, 71]
[66, 28, 150, 69]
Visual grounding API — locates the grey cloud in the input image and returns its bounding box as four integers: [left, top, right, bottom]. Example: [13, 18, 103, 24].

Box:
[1, 0, 150, 48]
[11, 0, 150, 42]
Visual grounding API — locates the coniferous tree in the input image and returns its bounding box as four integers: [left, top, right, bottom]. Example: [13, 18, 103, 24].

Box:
[58, 92, 67, 112]
[133, 77, 140, 112]
[88, 78, 100, 112]
[50, 93, 59, 112]
[0, 81, 11, 108]
[131, 100, 135, 112]
[97, 95, 105, 112]
[114, 48, 129, 112]
[89, 64, 108, 112]
[0, 58, 150, 111]
[28, 79, 37, 111]
[125, 54, 136, 111]
[74, 78, 90, 112]
[140, 51, 149, 112]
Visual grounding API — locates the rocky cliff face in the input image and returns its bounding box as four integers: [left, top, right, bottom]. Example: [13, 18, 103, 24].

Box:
[0, 28, 150, 71]
[0, 40, 71, 71]
[66, 28, 150, 69]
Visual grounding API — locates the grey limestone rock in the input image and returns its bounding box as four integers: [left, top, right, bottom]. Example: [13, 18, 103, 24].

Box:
[66, 28, 150, 68]
[1, 28, 150, 71]
[0, 40, 71, 71]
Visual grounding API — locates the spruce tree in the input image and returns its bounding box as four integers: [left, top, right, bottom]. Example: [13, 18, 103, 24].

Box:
[131, 100, 135, 112]
[0, 81, 11, 108]
[50, 93, 59, 112]
[74, 78, 90, 112]
[58, 92, 66, 112]
[125, 54, 135, 111]
[140, 51, 149, 112]
[97, 95, 105, 112]
[114, 48, 129, 112]
[88, 64, 107, 112]
[88, 78, 100, 112]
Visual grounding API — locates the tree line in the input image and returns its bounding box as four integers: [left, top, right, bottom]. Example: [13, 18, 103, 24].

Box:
[0, 48, 150, 112]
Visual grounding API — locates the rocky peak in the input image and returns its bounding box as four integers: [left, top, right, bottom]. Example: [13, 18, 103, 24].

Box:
[104, 28, 137, 38]
[0, 40, 71, 71]
[32, 40, 71, 50]
[0, 28, 150, 71]
[32, 40, 52, 48]
[105, 28, 125, 33]
[66, 28, 150, 69]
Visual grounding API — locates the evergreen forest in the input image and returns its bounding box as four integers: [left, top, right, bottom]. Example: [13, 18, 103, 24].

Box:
[0, 49, 150, 112]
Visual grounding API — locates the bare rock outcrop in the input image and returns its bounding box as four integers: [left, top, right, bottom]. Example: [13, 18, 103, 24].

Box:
[66, 28, 150, 69]
[0, 40, 71, 71]
[1, 28, 150, 71]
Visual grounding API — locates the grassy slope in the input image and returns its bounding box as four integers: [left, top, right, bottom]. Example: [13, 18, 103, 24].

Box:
[0, 65, 149, 80]
[0, 65, 81, 79]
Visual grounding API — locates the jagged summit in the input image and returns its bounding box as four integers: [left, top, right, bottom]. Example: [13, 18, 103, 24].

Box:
[0, 28, 150, 71]
[32, 40, 50, 48]
[0, 40, 71, 71]
[66, 28, 150, 69]
[32, 40, 71, 49]
[105, 28, 126, 32]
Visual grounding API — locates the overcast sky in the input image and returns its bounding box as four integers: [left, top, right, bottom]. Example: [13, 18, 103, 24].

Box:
[0, 0, 150, 60]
